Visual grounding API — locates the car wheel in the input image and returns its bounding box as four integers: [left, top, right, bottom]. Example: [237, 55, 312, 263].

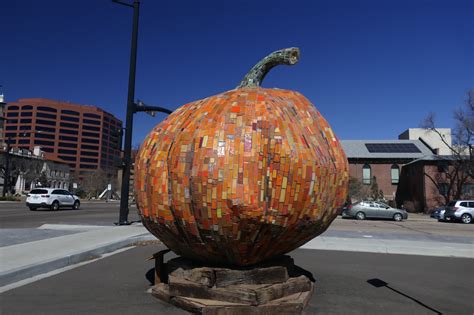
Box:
[355, 212, 366, 220]
[393, 213, 403, 221]
[29, 206, 37, 211]
[72, 200, 80, 210]
[51, 201, 60, 211]
[461, 213, 472, 224]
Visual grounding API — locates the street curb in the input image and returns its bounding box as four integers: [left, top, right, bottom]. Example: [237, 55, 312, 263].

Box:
[0, 234, 155, 287]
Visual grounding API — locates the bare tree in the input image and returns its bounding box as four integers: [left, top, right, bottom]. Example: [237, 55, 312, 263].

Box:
[422, 89, 474, 203]
[80, 169, 109, 199]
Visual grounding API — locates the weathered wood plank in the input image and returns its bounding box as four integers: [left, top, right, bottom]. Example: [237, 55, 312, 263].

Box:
[215, 266, 288, 287]
[254, 275, 312, 304]
[170, 267, 216, 287]
[168, 275, 258, 305]
[151, 283, 171, 302]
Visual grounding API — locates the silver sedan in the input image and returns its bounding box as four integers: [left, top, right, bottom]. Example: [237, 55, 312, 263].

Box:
[342, 201, 408, 221]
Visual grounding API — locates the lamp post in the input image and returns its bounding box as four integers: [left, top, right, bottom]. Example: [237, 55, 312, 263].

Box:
[113, 0, 173, 225]
[0, 114, 9, 196]
[1, 136, 11, 197]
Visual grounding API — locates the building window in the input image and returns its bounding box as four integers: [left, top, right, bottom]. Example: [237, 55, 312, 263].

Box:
[20, 118, 32, 123]
[59, 155, 77, 161]
[83, 125, 100, 131]
[36, 133, 55, 139]
[34, 140, 55, 146]
[437, 162, 448, 173]
[81, 144, 99, 150]
[59, 142, 77, 148]
[8, 106, 19, 110]
[22, 105, 33, 110]
[60, 128, 78, 135]
[21, 111, 33, 117]
[61, 115, 79, 122]
[59, 135, 78, 141]
[62, 110, 79, 116]
[461, 184, 474, 197]
[80, 157, 98, 163]
[81, 151, 98, 156]
[80, 164, 97, 169]
[438, 183, 449, 196]
[7, 112, 18, 117]
[36, 126, 56, 133]
[36, 112, 55, 119]
[36, 119, 56, 126]
[58, 149, 76, 155]
[82, 131, 99, 138]
[38, 106, 57, 113]
[82, 138, 99, 144]
[84, 113, 101, 119]
[83, 119, 101, 126]
[391, 164, 400, 185]
[60, 122, 79, 129]
[362, 164, 371, 185]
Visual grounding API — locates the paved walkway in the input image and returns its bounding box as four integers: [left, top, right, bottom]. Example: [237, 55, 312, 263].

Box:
[0, 222, 472, 290]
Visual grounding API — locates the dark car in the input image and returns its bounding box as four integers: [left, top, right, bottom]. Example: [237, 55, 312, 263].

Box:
[430, 207, 446, 222]
[342, 201, 408, 221]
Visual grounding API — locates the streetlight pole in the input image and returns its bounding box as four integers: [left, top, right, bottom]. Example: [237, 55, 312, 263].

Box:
[2, 138, 11, 197]
[113, 0, 140, 225]
[113, 0, 173, 225]
[0, 114, 10, 196]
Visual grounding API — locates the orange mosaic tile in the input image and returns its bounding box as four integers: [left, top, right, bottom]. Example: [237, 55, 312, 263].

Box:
[134, 48, 349, 265]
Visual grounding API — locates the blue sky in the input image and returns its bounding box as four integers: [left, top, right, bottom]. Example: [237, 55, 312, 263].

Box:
[1, 0, 473, 147]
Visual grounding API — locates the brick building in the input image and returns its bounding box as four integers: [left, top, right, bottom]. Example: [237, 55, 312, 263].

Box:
[396, 156, 474, 212]
[341, 140, 434, 201]
[2, 98, 122, 179]
[0, 94, 5, 143]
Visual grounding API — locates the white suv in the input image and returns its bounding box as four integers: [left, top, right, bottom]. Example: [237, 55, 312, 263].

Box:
[444, 200, 474, 224]
[26, 188, 80, 211]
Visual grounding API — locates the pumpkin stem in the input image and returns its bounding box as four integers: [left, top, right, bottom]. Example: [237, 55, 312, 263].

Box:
[237, 47, 300, 88]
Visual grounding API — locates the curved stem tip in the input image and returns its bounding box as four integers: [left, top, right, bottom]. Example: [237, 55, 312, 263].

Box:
[237, 47, 300, 89]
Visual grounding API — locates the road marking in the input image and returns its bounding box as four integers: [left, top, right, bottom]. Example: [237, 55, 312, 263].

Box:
[363, 235, 373, 238]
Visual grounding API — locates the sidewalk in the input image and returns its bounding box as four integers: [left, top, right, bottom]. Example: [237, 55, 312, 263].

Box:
[0, 224, 153, 287]
[1, 222, 472, 290]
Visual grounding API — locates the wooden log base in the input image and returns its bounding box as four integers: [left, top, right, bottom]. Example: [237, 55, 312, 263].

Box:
[150, 255, 315, 314]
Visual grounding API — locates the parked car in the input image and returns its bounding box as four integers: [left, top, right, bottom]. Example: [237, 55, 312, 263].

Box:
[444, 200, 474, 224]
[26, 188, 80, 211]
[337, 201, 352, 215]
[430, 207, 446, 222]
[342, 201, 408, 221]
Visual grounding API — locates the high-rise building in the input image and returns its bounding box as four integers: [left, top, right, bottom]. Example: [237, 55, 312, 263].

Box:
[2, 98, 123, 178]
[0, 93, 5, 143]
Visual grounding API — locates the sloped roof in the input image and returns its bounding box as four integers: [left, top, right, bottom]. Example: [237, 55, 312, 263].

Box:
[340, 139, 434, 159]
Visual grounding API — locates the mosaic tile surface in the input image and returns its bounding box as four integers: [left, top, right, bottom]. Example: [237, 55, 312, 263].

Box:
[135, 48, 348, 266]
[135, 87, 348, 265]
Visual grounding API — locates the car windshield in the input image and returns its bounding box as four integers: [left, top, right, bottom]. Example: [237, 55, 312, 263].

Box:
[30, 189, 48, 194]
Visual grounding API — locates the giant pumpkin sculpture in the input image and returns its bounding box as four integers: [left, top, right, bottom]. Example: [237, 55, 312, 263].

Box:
[135, 48, 349, 266]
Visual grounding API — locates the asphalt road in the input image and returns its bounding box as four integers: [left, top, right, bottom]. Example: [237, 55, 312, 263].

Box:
[1, 202, 472, 242]
[1, 244, 473, 315]
[0, 201, 142, 228]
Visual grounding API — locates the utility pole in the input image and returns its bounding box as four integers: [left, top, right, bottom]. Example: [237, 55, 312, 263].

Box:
[2, 137, 11, 197]
[113, 0, 140, 225]
[113, 0, 173, 225]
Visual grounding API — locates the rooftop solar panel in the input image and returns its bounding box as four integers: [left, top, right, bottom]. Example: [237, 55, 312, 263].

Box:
[365, 143, 421, 153]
